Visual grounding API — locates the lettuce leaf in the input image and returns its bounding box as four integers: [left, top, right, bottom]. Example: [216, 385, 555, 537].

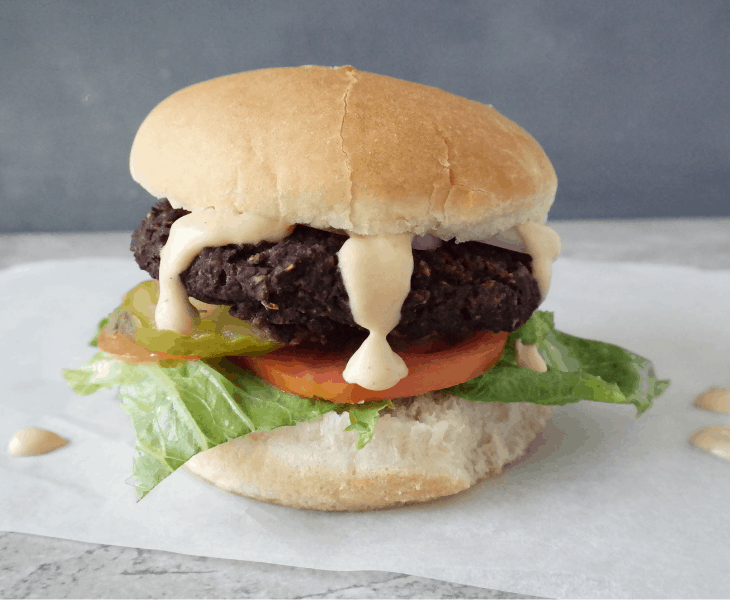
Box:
[63, 311, 668, 499]
[63, 353, 391, 498]
[89, 317, 109, 347]
[445, 312, 669, 414]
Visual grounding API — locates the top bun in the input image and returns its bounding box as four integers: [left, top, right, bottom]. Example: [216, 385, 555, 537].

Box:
[130, 66, 557, 241]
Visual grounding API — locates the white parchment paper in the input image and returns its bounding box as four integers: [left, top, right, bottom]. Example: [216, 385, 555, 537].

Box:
[1, 258, 729, 598]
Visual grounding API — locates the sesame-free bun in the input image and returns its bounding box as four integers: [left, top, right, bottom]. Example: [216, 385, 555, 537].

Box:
[130, 66, 557, 241]
[184, 392, 554, 511]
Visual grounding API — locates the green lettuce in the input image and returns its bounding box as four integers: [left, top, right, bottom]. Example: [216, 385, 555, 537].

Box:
[63, 352, 391, 498]
[63, 311, 668, 499]
[446, 312, 669, 414]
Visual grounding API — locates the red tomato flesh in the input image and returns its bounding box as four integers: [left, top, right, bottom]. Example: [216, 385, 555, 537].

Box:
[231, 330, 508, 404]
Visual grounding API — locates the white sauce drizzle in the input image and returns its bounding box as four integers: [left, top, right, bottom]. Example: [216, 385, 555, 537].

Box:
[516, 221, 561, 302]
[515, 340, 547, 373]
[337, 233, 414, 390]
[153, 210, 560, 387]
[156, 209, 292, 333]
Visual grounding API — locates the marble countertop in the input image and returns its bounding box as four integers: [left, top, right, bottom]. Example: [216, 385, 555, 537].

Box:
[1, 218, 728, 599]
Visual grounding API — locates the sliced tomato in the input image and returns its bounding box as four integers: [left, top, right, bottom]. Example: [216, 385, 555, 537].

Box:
[231, 330, 509, 404]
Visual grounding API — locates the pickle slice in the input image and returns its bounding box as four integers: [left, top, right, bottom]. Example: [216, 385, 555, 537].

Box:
[106, 281, 281, 358]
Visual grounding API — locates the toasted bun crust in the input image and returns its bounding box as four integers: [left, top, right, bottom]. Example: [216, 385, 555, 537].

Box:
[184, 393, 554, 511]
[130, 66, 557, 241]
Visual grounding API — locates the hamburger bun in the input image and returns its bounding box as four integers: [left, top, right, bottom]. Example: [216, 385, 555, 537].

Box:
[131, 66, 559, 510]
[130, 65, 557, 241]
[185, 392, 554, 511]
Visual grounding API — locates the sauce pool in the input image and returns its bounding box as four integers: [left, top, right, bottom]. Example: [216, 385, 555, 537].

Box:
[8, 427, 67, 457]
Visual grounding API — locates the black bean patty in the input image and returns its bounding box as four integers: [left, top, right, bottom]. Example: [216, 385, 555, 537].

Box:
[131, 200, 541, 349]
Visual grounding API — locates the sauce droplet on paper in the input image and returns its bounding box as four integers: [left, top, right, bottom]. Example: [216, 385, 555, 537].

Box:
[689, 426, 730, 462]
[8, 427, 67, 457]
[693, 387, 730, 414]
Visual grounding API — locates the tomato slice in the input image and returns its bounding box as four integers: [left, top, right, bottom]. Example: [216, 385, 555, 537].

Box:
[231, 330, 509, 404]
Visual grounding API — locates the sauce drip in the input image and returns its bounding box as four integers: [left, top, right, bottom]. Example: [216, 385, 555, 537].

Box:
[8, 427, 67, 457]
[512, 221, 559, 375]
[515, 221, 561, 301]
[689, 426, 730, 462]
[515, 340, 547, 372]
[693, 387, 730, 414]
[337, 233, 414, 390]
[153, 211, 560, 388]
[156, 209, 292, 333]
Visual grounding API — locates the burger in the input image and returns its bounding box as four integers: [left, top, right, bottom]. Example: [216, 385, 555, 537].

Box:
[63, 66, 668, 511]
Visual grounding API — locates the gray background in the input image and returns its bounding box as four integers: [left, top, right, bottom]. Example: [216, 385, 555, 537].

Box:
[1, 0, 728, 234]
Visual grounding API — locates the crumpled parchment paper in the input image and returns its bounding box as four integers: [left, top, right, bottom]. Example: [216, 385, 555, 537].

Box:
[1, 257, 729, 598]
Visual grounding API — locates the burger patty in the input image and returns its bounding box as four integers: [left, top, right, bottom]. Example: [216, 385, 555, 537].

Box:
[131, 200, 541, 349]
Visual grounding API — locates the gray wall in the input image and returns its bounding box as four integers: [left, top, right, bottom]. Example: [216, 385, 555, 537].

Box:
[1, 0, 729, 233]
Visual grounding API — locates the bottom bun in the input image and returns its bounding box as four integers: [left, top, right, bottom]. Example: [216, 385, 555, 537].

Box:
[184, 393, 555, 511]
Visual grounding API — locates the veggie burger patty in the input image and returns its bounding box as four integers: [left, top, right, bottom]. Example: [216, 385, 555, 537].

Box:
[131, 199, 541, 349]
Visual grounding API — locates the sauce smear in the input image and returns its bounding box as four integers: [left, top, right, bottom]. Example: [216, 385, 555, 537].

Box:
[9, 427, 67, 457]
[689, 426, 730, 462]
[693, 387, 730, 414]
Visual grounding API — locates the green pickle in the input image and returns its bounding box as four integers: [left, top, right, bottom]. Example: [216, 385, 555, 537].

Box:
[108, 280, 281, 358]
